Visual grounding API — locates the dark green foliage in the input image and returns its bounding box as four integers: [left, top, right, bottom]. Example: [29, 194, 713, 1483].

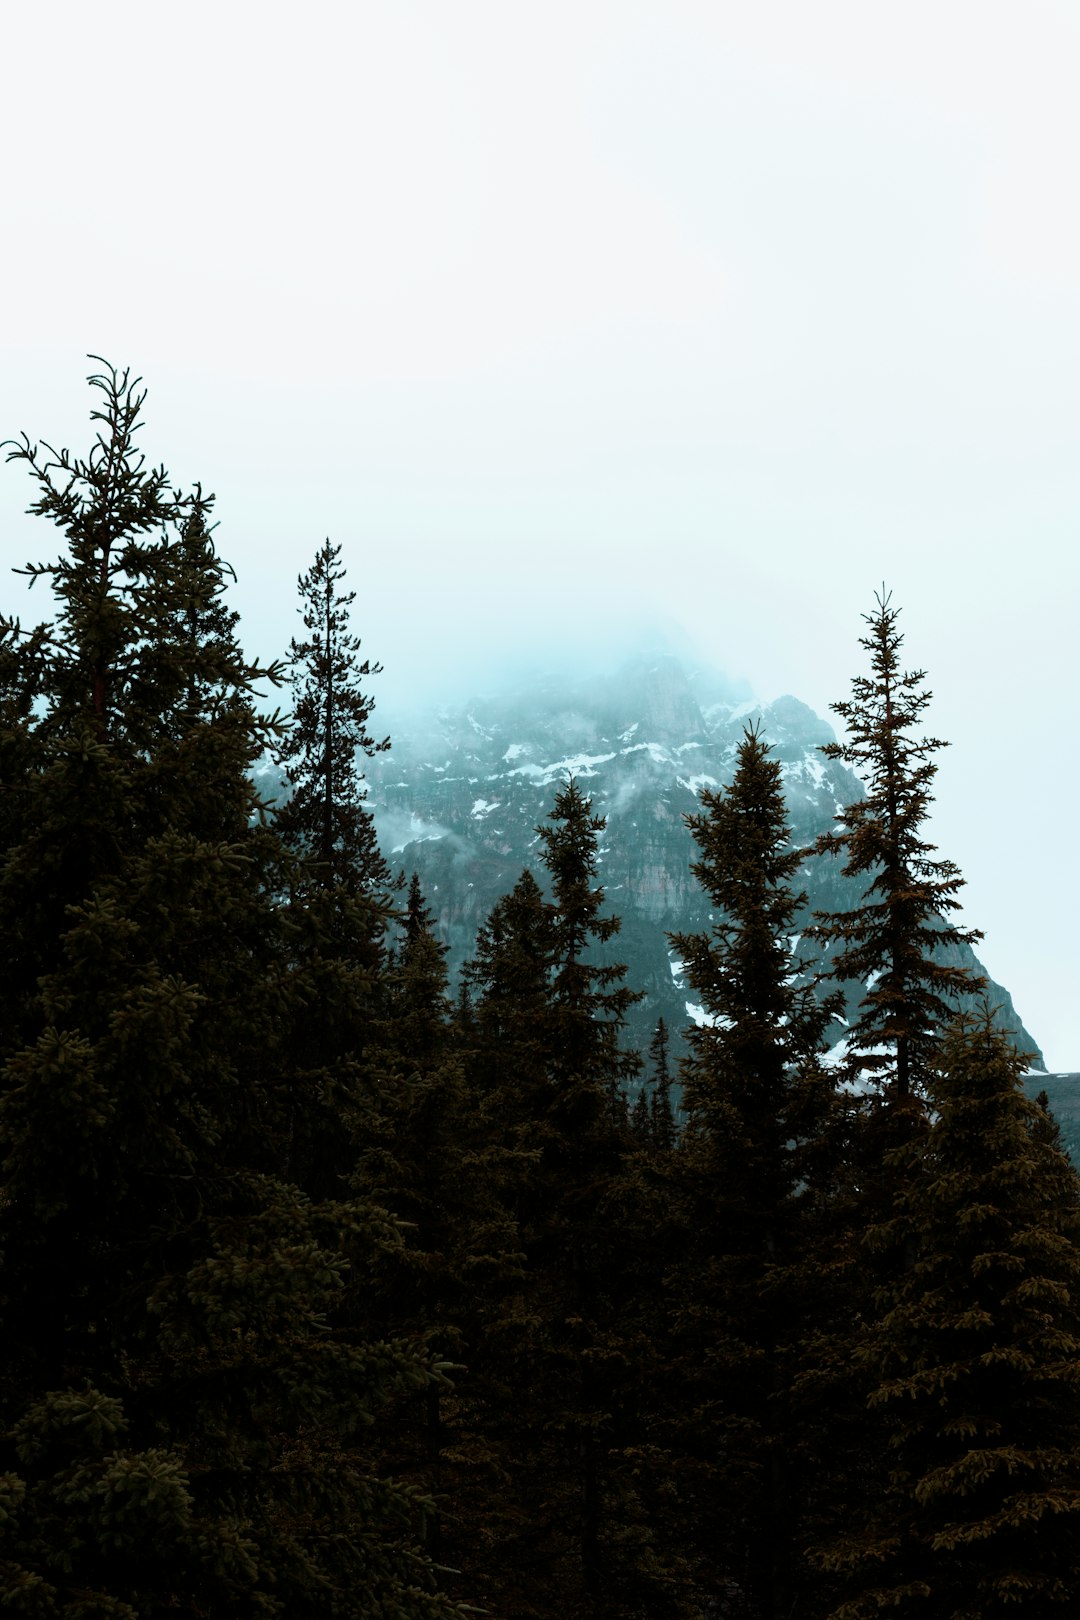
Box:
[272, 540, 398, 1198]
[819, 1014, 1080, 1617]
[7, 363, 1079, 1620]
[537, 777, 643, 1119]
[630, 1079, 652, 1142]
[355, 873, 527, 1610]
[667, 726, 841, 1616]
[275, 537, 392, 897]
[810, 590, 983, 1101]
[648, 1017, 676, 1152]
[0, 363, 467, 1619]
[464, 866, 555, 1115]
[631, 1019, 676, 1152]
[403, 869, 443, 955]
[457, 782, 695, 1618]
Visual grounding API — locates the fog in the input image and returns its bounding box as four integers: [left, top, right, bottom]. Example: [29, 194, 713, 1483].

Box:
[2, 1, 1079, 1063]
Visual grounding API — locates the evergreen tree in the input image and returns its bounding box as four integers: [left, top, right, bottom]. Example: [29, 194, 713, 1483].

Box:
[798, 595, 991, 1614]
[275, 537, 392, 898]
[273, 540, 397, 1197]
[819, 1013, 1080, 1617]
[630, 1020, 675, 1152]
[356, 872, 526, 1611]
[809, 589, 982, 1102]
[668, 725, 840, 1618]
[459, 784, 686, 1617]
[630, 1081, 653, 1143]
[0, 361, 467, 1618]
[538, 776, 642, 1121]
[404, 868, 443, 954]
[648, 1016, 676, 1152]
[465, 867, 554, 1091]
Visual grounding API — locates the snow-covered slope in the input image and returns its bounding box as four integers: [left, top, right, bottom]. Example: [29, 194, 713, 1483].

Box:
[366, 651, 1043, 1070]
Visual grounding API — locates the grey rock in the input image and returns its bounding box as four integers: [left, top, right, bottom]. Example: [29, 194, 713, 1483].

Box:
[366, 650, 1044, 1075]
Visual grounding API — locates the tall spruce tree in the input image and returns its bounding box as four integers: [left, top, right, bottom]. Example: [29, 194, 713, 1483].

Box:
[630, 1020, 675, 1151]
[538, 776, 642, 1120]
[459, 782, 688, 1617]
[809, 589, 982, 1103]
[648, 1016, 676, 1152]
[0, 361, 468, 1618]
[464, 867, 555, 1114]
[793, 594, 996, 1616]
[818, 1013, 1080, 1617]
[354, 873, 527, 1613]
[273, 539, 397, 1197]
[668, 725, 840, 1618]
[275, 537, 392, 898]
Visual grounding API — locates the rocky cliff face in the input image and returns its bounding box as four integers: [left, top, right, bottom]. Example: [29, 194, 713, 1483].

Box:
[365, 652, 1044, 1072]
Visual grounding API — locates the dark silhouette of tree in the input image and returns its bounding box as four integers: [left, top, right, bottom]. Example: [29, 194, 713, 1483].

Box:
[539, 776, 642, 1122]
[275, 537, 392, 897]
[0, 362, 469, 1619]
[458, 782, 690, 1617]
[668, 725, 840, 1617]
[649, 1016, 676, 1151]
[809, 589, 983, 1104]
[818, 1012, 1080, 1616]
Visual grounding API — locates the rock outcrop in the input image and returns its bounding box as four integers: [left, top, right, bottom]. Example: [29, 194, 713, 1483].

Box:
[366, 651, 1044, 1071]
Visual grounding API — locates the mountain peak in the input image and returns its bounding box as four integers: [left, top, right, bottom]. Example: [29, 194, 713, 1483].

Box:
[367, 646, 1042, 1071]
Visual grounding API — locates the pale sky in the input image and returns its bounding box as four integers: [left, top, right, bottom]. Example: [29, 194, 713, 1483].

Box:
[3, 1, 1079, 1065]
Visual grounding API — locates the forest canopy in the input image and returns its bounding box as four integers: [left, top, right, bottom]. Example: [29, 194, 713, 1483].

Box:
[2, 363, 1078, 1619]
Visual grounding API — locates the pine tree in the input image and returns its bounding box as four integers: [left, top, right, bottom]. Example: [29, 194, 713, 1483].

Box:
[458, 783, 688, 1617]
[403, 868, 443, 954]
[630, 1020, 675, 1152]
[667, 725, 840, 1617]
[0, 361, 468, 1618]
[648, 1016, 676, 1151]
[355, 872, 526, 1612]
[630, 1081, 653, 1143]
[809, 589, 983, 1103]
[538, 776, 642, 1121]
[796, 594, 991, 1614]
[275, 537, 392, 899]
[819, 1013, 1080, 1617]
[273, 540, 397, 1198]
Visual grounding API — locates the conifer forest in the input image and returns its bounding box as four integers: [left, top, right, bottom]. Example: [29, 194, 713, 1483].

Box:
[5, 362, 1080, 1619]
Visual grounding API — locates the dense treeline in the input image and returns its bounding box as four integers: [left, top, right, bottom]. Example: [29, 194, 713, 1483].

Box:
[3, 364, 1080, 1617]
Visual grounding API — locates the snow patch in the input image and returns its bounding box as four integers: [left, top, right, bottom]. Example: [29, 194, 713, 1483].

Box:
[620, 741, 672, 765]
[533, 751, 617, 782]
[471, 798, 499, 818]
[685, 1001, 716, 1029]
[782, 755, 827, 790]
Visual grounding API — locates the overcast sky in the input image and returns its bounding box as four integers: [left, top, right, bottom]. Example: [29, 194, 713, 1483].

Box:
[3, 1, 1079, 1065]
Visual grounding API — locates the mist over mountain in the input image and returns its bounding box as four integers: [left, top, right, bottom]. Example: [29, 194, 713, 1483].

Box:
[365, 644, 1044, 1074]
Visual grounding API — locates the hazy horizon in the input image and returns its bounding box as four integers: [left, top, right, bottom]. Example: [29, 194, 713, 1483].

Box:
[4, 1, 1079, 1065]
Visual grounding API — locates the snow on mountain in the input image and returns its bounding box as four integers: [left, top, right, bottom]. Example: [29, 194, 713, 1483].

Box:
[366, 651, 1044, 1071]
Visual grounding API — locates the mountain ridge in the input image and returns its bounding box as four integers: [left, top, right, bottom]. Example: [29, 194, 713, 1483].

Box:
[365, 649, 1044, 1073]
